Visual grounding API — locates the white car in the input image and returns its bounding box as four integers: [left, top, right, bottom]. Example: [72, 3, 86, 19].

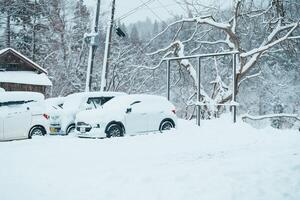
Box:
[45, 97, 65, 134]
[49, 92, 126, 135]
[75, 94, 177, 138]
[0, 92, 49, 141]
[45, 97, 65, 110]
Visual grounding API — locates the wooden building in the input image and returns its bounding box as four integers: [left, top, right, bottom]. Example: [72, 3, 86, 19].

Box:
[0, 48, 52, 95]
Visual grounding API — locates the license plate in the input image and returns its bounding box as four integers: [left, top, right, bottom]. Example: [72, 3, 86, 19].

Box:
[50, 127, 58, 133]
[80, 127, 86, 133]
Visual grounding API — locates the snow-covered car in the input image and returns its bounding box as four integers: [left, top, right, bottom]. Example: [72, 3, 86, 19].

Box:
[45, 97, 65, 134]
[45, 97, 65, 110]
[0, 92, 49, 141]
[50, 92, 126, 135]
[75, 94, 177, 138]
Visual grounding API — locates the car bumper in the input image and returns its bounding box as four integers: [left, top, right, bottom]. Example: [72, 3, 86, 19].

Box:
[49, 124, 63, 135]
[76, 127, 106, 138]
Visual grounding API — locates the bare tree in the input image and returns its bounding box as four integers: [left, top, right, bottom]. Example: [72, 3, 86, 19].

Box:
[146, 0, 300, 117]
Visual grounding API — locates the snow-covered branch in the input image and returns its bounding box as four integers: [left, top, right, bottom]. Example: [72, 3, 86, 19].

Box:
[238, 71, 262, 87]
[241, 22, 300, 58]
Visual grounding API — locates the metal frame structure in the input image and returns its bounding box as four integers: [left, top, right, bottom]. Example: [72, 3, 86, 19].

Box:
[163, 51, 239, 126]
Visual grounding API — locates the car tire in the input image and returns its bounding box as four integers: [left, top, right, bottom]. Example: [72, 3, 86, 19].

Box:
[28, 126, 46, 139]
[66, 124, 75, 135]
[106, 123, 124, 138]
[159, 120, 175, 132]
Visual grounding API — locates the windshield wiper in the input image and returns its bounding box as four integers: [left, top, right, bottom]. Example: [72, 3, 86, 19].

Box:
[0, 100, 35, 107]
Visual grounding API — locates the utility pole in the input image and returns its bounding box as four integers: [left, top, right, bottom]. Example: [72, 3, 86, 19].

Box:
[100, 0, 116, 92]
[85, 0, 101, 92]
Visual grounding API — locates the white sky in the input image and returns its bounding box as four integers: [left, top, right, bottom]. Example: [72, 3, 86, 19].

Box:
[84, 0, 235, 24]
[84, 0, 185, 24]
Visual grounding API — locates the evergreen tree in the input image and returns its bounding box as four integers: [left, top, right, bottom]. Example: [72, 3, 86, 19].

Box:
[130, 25, 140, 44]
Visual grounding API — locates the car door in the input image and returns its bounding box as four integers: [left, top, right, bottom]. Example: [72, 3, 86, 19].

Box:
[0, 108, 4, 140]
[125, 101, 149, 134]
[3, 104, 32, 140]
[147, 101, 163, 131]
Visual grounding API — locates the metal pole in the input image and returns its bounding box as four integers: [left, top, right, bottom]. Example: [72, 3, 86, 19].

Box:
[167, 60, 171, 101]
[232, 53, 237, 123]
[100, 0, 116, 92]
[85, 0, 101, 92]
[197, 57, 201, 126]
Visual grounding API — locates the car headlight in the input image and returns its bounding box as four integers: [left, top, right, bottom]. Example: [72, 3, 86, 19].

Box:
[93, 124, 101, 128]
[77, 122, 90, 127]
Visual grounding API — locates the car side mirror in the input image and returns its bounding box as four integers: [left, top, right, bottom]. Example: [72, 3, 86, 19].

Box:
[126, 108, 132, 114]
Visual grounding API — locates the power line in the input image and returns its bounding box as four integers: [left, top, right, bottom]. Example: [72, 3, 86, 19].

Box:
[115, 0, 155, 21]
[156, 0, 174, 16]
[138, 0, 164, 23]
[171, 0, 186, 13]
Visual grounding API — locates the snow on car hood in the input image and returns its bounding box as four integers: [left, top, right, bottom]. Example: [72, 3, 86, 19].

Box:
[76, 109, 105, 124]
[76, 106, 124, 125]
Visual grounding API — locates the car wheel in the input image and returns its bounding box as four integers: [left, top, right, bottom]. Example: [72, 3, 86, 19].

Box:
[29, 126, 46, 139]
[66, 124, 75, 135]
[159, 120, 174, 132]
[106, 124, 124, 138]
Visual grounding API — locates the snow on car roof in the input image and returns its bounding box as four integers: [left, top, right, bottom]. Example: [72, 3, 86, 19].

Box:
[63, 91, 127, 110]
[45, 97, 65, 105]
[0, 71, 52, 86]
[113, 94, 167, 102]
[65, 91, 126, 99]
[0, 92, 44, 103]
[102, 94, 169, 110]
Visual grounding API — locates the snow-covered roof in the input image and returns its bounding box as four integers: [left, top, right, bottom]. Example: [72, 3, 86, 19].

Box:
[0, 48, 48, 74]
[0, 71, 52, 86]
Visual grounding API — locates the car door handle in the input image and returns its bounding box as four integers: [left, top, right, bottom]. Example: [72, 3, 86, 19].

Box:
[141, 113, 147, 115]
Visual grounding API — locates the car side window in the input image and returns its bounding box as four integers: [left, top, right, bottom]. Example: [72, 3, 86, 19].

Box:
[130, 101, 141, 106]
[101, 97, 114, 105]
[129, 101, 147, 113]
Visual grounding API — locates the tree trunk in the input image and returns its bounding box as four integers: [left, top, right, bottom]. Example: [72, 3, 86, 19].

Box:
[6, 13, 11, 47]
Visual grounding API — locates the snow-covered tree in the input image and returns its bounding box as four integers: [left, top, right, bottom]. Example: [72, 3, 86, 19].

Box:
[146, 0, 300, 119]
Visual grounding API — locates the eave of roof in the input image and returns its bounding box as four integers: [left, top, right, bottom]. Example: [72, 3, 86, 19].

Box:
[0, 71, 52, 86]
[0, 48, 48, 74]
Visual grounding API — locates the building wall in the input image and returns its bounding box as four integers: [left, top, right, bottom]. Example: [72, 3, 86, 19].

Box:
[0, 83, 46, 95]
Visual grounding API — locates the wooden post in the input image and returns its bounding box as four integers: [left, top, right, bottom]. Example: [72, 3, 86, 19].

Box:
[100, 0, 116, 92]
[85, 0, 101, 92]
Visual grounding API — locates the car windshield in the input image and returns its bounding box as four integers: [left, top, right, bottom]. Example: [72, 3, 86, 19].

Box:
[102, 96, 133, 111]
[63, 94, 84, 111]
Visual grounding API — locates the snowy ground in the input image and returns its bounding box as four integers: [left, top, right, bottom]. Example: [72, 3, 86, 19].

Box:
[0, 116, 300, 200]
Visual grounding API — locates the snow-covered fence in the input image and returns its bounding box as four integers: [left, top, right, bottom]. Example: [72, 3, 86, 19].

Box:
[242, 114, 300, 130]
[163, 51, 239, 126]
